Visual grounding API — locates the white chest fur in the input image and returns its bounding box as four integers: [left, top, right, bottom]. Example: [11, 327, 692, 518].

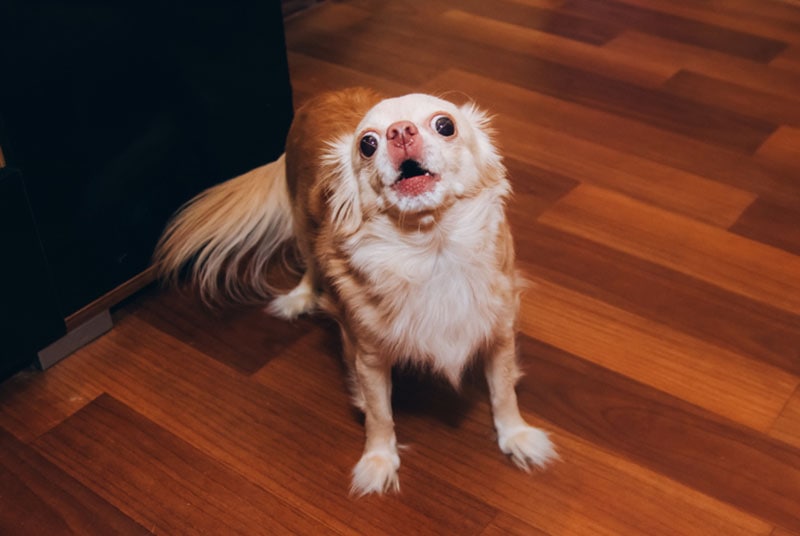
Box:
[342, 192, 513, 383]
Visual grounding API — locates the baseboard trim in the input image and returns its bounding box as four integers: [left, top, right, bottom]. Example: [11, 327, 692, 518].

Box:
[65, 266, 158, 332]
[37, 309, 113, 369]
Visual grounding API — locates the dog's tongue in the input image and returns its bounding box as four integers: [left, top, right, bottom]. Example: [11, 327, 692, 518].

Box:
[392, 174, 438, 197]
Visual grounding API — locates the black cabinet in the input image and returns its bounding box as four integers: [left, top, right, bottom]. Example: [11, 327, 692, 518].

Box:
[0, 168, 66, 380]
[0, 3, 294, 381]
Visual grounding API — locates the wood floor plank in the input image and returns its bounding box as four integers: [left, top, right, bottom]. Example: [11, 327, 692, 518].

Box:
[479, 514, 549, 536]
[437, 10, 675, 88]
[772, 44, 800, 71]
[770, 387, 800, 449]
[254, 314, 775, 536]
[757, 126, 800, 170]
[421, 68, 798, 207]
[560, 0, 788, 62]
[512, 223, 800, 377]
[504, 158, 579, 221]
[537, 184, 800, 315]
[443, 0, 623, 45]
[417, 28, 776, 153]
[400, 383, 774, 536]
[287, 52, 415, 106]
[283, 1, 371, 42]
[429, 69, 758, 226]
[491, 114, 756, 227]
[730, 198, 800, 256]
[52, 312, 498, 535]
[507, 0, 565, 8]
[0, 368, 101, 443]
[130, 287, 311, 375]
[662, 70, 800, 127]
[0, 427, 150, 536]
[33, 394, 336, 535]
[773, 527, 800, 536]
[516, 275, 798, 431]
[516, 336, 800, 533]
[610, 0, 800, 44]
[285, 5, 444, 88]
[722, 0, 800, 25]
[294, 7, 776, 154]
[605, 30, 800, 102]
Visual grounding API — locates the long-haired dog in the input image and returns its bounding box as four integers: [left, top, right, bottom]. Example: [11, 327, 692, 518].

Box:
[154, 88, 556, 496]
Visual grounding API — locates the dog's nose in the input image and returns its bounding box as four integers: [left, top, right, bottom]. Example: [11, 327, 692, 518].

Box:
[387, 121, 418, 144]
[386, 121, 423, 164]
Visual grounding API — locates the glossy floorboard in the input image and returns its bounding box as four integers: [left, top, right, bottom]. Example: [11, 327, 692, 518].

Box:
[2, 0, 799, 534]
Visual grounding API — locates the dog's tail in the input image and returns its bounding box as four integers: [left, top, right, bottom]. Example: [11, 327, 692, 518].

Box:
[153, 154, 295, 305]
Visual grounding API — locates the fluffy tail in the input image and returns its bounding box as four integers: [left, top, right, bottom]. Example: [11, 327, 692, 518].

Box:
[153, 154, 295, 305]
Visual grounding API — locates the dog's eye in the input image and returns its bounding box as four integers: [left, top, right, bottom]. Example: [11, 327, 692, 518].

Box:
[359, 134, 378, 157]
[433, 115, 455, 137]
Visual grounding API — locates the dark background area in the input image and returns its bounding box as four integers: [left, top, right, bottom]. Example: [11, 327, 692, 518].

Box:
[0, 2, 294, 380]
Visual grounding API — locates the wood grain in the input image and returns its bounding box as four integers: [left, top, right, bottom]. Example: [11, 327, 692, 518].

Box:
[513, 224, 800, 376]
[444, 0, 624, 45]
[609, 0, 800, 43]
[606, 31, 800, 100]
[2, 0, 800, 533]
[34, 394, 334, 535]
[662, 70, 800, 127]
[50, 313, 499, 535]
[517, 276, 798, 430]
[563, 0, 788, 61]
[438, 10, 675, 87]
[731, 198, 800, 256]
[494, 114, 756, 227]
[287, 52, 414, 103]
[538, 184, 800, 315]
[757, 126, 800, 170]
[516, 336, 800, 532]
[0, 369, 100, 443]
[770, 387, 800, 449]
[130, 287, 313, 375]
[423, 68, 798, 208]
[772, 44, 800, 71]
[0, 428, 149, 535]
[480, 514, 550, 536]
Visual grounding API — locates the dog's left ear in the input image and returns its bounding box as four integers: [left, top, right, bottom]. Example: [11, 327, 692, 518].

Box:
[322, 134, 363, 235]
[459, 103, 505, 174]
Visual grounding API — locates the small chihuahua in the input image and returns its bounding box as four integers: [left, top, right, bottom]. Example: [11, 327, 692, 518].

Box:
[155, 88, 556, 495]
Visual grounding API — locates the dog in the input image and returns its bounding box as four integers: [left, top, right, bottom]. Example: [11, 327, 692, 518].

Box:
[154, 88, 556, 496]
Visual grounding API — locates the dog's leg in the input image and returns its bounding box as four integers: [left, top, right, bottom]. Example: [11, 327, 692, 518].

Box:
[485, 336, 557, 470]
[350, 350, 400, 496]
[267, 268, 316, 319]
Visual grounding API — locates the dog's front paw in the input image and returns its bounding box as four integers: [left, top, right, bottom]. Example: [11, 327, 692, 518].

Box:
[267, 284, 315, 320]
[498, 425, 558, 471]
[350, 449, 401, 496]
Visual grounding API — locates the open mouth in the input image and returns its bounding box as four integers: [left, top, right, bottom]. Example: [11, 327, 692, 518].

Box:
[392, 159, 439, 197]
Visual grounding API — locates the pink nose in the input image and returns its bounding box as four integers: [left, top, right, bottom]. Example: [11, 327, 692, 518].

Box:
[386, 120, 423, 165]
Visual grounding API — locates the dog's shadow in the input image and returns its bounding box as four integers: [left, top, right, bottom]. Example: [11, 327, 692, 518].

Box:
[313, 317, 481, 430]
[390, 367, 481, 429]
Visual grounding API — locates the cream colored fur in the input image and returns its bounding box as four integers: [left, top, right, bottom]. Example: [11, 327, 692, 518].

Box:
[154, 155, 294, 306]
[154, 88, 556, 496]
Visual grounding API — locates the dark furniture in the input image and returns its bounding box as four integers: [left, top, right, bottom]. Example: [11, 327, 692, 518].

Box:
[0, 3, 294, 381]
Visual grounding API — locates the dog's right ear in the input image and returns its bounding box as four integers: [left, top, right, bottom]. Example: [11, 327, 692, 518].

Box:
[322, 134, 363, 235]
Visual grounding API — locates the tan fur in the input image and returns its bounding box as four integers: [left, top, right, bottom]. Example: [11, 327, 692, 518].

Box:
[154, 88, 556, 496]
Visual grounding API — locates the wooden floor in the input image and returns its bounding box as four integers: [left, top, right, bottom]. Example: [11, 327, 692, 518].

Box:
[3, 0, 800, 534]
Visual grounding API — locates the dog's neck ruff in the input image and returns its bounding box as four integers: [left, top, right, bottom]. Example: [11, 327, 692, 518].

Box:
[339, 186, 513, 385]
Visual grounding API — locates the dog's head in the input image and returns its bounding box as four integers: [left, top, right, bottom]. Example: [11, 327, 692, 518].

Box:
[323, 93, 506, 233]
